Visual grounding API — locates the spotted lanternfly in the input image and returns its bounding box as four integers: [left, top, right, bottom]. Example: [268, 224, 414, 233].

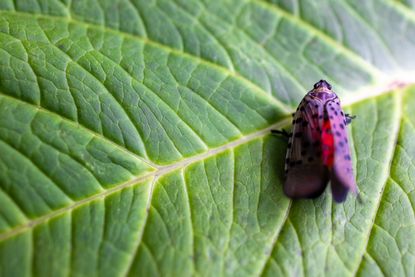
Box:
[273, 80, 357, 202]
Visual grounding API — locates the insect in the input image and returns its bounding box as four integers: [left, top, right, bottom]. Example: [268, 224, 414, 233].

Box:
[273, 80, 357, 202]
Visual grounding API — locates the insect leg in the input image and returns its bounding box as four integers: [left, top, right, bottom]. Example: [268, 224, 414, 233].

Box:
[345, 114, 356, 125]
[271, 129, 292, 138]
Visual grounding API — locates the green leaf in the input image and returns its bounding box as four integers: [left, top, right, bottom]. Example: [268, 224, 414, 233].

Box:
[0, 1, 414, 276]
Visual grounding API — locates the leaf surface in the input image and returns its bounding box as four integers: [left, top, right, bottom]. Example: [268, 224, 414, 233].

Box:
[0, 1, 415, 276]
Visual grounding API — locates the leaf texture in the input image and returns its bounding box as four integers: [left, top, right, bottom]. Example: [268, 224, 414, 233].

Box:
[0, 1, 415, 276]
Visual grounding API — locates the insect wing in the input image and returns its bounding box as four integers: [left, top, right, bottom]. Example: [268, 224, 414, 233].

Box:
[283, 96, 329, 199]
[326, 100, 357, 202]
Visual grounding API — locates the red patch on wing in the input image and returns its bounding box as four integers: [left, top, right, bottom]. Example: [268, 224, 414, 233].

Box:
[321, 120, 334, 167]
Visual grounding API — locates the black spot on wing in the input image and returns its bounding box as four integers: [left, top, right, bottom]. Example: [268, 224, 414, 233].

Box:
[285, 94, 327, 174]
[325, 97, 357, 198]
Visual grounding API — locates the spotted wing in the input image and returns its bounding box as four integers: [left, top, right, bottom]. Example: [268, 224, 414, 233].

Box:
[283, 95, 329, 199]
[325, 98, 357, 202]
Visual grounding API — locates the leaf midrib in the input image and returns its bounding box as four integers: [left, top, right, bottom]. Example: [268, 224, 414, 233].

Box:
[0, 83, 408, 245]
[0, 110, 290, 242]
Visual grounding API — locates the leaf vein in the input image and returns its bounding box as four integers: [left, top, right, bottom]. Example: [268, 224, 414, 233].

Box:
[0, 10, 291, 112]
